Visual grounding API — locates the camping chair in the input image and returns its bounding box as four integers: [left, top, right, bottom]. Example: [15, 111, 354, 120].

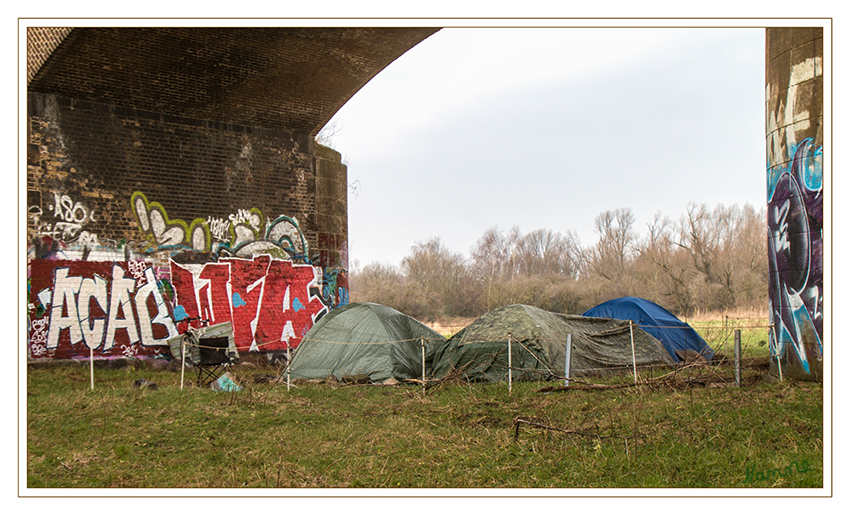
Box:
[196, 336, 233, 387]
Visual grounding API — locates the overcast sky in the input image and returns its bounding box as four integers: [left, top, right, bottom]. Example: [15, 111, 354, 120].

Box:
[324, 26, 767, 269]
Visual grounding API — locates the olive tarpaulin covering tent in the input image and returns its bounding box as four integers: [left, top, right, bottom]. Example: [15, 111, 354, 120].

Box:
[285, 302, 446, 383]
[581, 297, 714, 362]
[431, 304, 674, 383]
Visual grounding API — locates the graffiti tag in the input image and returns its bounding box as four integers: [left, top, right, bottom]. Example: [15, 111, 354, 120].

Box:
[170, 255, 328, 352]
[28, 260, 178, 358]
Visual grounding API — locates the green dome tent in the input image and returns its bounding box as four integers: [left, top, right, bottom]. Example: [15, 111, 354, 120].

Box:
[285, 302, 446, 383]
[431, 304, 674, 383]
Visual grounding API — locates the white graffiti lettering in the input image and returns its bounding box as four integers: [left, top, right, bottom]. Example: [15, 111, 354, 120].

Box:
[134, 268, 175, 347]
[229, 209, 261, 230]
[78, 274, 107, 349]
[207, 216, 231, 241]
[47, 268, 85, 349]
[39, 221, 83, 241]
[128, 260, 148, 281]
[51, 192, 96, 224]
[36, 192, 101, 247]
[104, 265, 141, 350]
[76, 231, 100, 247]
[30, 318, 49, 345]
[43, 264, 178, 351]
[773, 199, 791, 252]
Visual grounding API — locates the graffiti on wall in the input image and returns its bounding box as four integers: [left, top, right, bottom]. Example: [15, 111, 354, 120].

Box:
[767, 138, 823, 374]
[131, 192, 308, 261]
[28, 190, 146, 262]
[36, 192, 100, 245]
[28, 260, 178, 359]
[170, 256, 329, 352]
[27, 191, 349, 359]
[28, 255, 346, 358]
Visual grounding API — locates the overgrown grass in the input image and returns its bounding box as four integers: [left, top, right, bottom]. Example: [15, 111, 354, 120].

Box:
[691, 316, 771, 360]
[26, 359, 822, 490]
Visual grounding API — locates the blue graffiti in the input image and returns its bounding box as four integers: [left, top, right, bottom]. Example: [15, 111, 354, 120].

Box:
[232, 292, 247, 308]
[173, 305, 189, 321]
[767, 138, 823, 374]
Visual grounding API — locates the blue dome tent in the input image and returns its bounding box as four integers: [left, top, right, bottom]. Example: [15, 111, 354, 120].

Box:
[582, 297, 714, 362]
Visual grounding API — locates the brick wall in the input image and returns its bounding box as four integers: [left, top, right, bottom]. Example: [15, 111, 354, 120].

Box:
[26, 27, 73, 84]
[315, 144, 349, 269]
[27, 91, 346, 360]
[28, 92, 320, 254]
[28, 27, 439, 136]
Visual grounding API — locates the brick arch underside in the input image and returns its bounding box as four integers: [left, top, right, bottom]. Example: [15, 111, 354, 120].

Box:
[28, 27, 439, 137]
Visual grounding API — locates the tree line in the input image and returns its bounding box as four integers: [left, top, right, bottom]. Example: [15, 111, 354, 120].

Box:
[349, 202, 767, 321]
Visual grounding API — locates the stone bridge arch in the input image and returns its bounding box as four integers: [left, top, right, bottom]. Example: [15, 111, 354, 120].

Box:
[25, 26, 437, 360]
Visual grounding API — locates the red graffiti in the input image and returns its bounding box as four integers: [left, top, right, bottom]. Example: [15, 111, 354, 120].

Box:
[28, 260, 177, 359]
[28, 256, 334, 360]
[170, 256, 327, 353]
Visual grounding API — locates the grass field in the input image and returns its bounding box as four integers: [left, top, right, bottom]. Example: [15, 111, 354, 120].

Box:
[686, 311, 772, 360]
[26, 353, 823, 490]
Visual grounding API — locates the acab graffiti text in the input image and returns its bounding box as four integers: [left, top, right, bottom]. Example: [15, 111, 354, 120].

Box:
[29, 260, 177, 359]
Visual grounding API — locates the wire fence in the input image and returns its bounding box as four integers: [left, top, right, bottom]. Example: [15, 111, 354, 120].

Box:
[76, 314, 777, 392]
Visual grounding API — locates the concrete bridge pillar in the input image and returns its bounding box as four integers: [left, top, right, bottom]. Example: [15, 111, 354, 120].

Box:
[765, 27, 823, 380]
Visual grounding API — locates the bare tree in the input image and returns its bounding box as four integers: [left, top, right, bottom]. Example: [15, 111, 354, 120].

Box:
[401, 237, 473, 318]
[351, 202, 766, 321]
[512, 228, 581, 279]
[470, 226, 511, 280]
[590, 208, 637, 282]
[469, 226, 512, 312]
[631, 212, 696, 315]
[315, 120, 344, 148]
[668, 202, 768, 312]
[402, 238, 465, 285]
[349, 261, 403, 303]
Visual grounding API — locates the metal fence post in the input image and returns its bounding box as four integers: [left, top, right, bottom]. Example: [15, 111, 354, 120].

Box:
[629, 320, 638, 383]
[508, 334, 512, 394]
[734, 329, 742, 387]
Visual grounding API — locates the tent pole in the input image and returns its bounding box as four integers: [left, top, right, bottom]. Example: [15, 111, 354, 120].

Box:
[287, 342, 291, 391]
[564, 334, 572, 387]
[629, 320, 638, 384]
